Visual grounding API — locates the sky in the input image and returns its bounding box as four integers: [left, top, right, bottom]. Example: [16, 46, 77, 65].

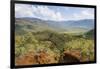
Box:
[15, 4, 94, 21]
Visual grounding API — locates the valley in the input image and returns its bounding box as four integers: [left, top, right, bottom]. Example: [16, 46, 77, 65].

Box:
[15, 18, 95, 65]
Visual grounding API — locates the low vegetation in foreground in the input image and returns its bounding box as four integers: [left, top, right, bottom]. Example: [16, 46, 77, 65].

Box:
[15, 29, 94, 65]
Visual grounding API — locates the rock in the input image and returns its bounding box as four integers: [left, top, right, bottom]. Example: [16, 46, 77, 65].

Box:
[60, 50, 81, 63]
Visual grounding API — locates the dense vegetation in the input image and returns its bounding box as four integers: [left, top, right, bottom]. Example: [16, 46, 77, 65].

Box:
[15, 18, 95, 65]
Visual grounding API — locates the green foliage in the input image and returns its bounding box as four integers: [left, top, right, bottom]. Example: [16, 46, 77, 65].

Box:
[15, 29, 94, 63]
[15, 18, 95, 64]
[84, 29, 94, 39]
[64, 38, 94, 61]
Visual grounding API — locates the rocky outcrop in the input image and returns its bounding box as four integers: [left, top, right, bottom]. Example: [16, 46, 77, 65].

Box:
[59, 50, 81, 63]
[15, 50, 57, 65]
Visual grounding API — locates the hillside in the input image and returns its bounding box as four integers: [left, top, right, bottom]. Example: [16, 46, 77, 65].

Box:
[15, 18, 94, 34]
[15, 18, 95, 65]
[84, 29, 94, 38]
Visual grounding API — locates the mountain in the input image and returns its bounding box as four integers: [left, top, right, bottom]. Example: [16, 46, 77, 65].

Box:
[15, 18, 50, 33]
[15, 17, 94, 34]
[46, 19, 94, 30]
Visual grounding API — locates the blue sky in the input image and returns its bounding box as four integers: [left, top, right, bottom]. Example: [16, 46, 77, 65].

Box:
[15, 4, 94, 21]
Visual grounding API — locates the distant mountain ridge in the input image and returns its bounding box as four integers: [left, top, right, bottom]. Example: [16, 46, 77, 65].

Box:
[46, 19, 94, 30]
[15, 17, 94, 34]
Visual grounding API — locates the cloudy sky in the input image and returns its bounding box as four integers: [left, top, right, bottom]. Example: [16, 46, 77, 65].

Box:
[15, 4, 94, 21]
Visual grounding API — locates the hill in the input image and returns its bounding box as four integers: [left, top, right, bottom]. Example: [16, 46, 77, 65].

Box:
[84, 29, 94, 38]
[15, 18, 94, 34]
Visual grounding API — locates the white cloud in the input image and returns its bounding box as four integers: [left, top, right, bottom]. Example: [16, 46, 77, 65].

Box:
[32, 6, 65, 21]
[15, 4, 94, 21]
[15, 4, 35, 17]
[15, 4, 65, 21]
[72, 9, 94, 20]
